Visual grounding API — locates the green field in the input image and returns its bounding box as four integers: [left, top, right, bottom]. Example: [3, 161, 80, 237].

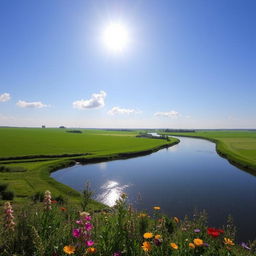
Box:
[0, 128, 178, 205]
[162, 130, 256, 174]
[0, 128, 162, 158]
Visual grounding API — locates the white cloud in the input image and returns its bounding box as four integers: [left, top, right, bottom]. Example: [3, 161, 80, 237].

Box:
[73, 90, 106, 110]
[0, 93, 11, 102]
[16, 100, 48, 108]
[154, 110, 179, 118]
[108, 106, 141, 115]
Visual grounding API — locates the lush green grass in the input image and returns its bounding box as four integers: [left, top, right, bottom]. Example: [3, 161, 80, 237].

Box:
[161, 130, 256, 173]
[0, 128, 178, 204]
[0, 128, 169, 158]
[1, 195, 255, 256]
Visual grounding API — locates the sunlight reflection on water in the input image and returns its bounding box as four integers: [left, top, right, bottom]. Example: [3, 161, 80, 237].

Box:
[98, 162, 107, 170]
[96, 180, 130, 206]
[167, 146, 178, 152]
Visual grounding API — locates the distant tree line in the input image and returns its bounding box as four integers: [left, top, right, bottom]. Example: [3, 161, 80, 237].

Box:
[66, 130, 83, 134]
[163, 129, 195, 133]
[136, 133, 170, 141]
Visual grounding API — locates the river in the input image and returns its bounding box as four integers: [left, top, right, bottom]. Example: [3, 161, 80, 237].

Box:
[51, 136, 256, 241]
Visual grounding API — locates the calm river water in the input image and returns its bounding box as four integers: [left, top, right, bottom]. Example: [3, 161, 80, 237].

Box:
[51, 137, 256, 241]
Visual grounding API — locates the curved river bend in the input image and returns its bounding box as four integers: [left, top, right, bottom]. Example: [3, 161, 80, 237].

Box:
[51, 137, 256, 241]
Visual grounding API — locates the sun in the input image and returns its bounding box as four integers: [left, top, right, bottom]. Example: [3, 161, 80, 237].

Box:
[102, 22, 129, 52]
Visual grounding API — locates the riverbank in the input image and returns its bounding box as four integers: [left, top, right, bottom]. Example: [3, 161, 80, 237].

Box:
[161, 131, 256, 175]
[0, 128, 179, 206]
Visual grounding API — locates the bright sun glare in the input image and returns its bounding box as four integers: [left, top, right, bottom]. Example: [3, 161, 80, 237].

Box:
[103, 23, 129, 52]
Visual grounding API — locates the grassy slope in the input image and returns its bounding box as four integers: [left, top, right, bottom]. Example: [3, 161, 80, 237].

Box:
[0, 128, 179, 205]
[162, 130, 256, 173]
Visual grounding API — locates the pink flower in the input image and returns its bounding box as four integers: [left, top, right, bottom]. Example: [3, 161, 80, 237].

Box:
[85, 222, 93, 231]
[76, 220, 82, 225]
[3, 202, 16, 231]
[72, 228, 81, 238]
[86, 240, 94, 246]
[6, 209, 13, 214]
[85, 215, 92, 221]
[113, 252, 122, 256]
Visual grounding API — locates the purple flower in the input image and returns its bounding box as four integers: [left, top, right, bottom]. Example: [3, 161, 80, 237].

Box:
[203, 243, 209, 247]
[86, 240, 94, 247]
[241, 242, 251, 250]
[85, 222, 93, 231]
[113, 252, 122, 256]
[72, 228, 80, 238]
[194, 228, 201, 233]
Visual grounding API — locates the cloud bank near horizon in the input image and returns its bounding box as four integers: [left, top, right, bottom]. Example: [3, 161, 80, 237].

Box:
[108, 106, 141, 115]
[154, 110, 179, 118]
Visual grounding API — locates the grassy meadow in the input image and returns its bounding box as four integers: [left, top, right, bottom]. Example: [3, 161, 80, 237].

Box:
[0, 128, 161, 158]
[0, 128, 178, 204]
[161, 130, 256, 174]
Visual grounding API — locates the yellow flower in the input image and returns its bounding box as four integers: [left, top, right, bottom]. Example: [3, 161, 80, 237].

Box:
[155, 234, 161, 239]
[193, 238, 204, 247]
[173, 217, 179, 223]
[189, 243, 195, 249]
[86, 247, 97, 253]
[153, 206, 160, 210]
[170, 243, 178, 249]
[224, 238, 235, 246]
[139, 213, 147, 218]
[63, 245, 75, 254]
[142, 241, 152, 252]
[143, 232, 153, 239]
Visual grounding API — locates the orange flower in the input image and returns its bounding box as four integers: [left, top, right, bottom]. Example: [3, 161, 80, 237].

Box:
[224, 238, 234, 246]
[155, 234, 161, 239]
[142, 241, 152, 252]
[173, 217, 179, 223]
[60, 207, 67, 211]
[63, 245, 75, 254]
[193, 238, 204, 247]
[86, 247, 97, 253]
[139, 213, 147, 218]
[153, 206, 160, 210]
[170, 243, 178, 249]
[143, 232, 153, 239]
[189, 243, 195, 249]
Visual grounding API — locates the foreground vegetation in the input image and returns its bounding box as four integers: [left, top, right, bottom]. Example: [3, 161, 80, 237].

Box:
[1, 191, 255, 256]
[161, 130, 256, 174]
[0, 128, 178, 204]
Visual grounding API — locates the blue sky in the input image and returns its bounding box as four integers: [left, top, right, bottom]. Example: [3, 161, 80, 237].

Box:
[0, 0, 255, 128]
